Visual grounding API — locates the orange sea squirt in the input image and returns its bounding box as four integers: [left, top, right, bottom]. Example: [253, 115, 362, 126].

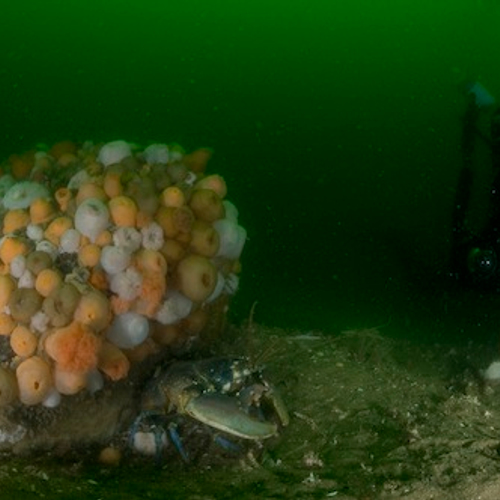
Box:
[16, 356, 52, 405]
[98, 341, 130, 381]
[45, 321, 102, 373]
[73, 290, 111, 332]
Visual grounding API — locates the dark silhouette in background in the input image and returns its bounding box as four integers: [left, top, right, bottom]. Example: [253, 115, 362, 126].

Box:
[450, 82, 500, 290]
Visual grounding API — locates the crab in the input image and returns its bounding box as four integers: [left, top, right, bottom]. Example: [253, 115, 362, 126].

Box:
[130, 357, 289, 461]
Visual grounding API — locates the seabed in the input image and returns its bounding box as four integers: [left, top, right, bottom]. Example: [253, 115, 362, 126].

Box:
[3, 321, 500, 500]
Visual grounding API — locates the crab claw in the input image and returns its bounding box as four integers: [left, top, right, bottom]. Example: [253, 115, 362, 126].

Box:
[241, 383, 290, 428]
[185, 393, 279, 440]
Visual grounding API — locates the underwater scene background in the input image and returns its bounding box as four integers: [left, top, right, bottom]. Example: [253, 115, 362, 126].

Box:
[4, 2, 500, 499]
[2, 0, 500, 340]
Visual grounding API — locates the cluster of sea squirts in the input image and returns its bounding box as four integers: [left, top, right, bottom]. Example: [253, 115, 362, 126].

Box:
[0, 140, 246, 409]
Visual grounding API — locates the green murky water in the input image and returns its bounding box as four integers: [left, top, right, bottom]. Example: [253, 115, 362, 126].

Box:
[2, 0, 500, 335]
[2, 1, 500, 498]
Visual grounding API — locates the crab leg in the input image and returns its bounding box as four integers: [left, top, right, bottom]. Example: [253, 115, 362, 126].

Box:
[167, 422, 189, 462]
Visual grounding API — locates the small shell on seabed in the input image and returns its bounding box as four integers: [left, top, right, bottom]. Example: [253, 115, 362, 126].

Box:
[132, 430, 167, 456]
[483, 360, 500, 383]
[98, 446, 122, 466]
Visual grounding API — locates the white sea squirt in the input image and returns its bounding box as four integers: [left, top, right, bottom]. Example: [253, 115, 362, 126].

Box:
[106, 312, 149, 349]
[143, 143, 169, 164]
[155, 290, 193, 325]
[3, 181, 49, 210]
[74, 198, 110, 242]
[113, 227, 142, 252]
[141, 222, 164, 251]
[26, 223, 44, 242]
[109, 267, 142, 301]
[101, 245, 132, 275]
[9, 255, 26, 279]
[60, 229, 81, 254]
[98, 140, 132, 167]
[222, 200, 239, 224]
[213, 219, 247, 260]
[206, 272, 225, 303]
[42, 388, 61, 408]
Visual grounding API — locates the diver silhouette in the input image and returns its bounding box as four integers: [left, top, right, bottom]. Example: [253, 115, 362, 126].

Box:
[450, 82, 500, 290]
